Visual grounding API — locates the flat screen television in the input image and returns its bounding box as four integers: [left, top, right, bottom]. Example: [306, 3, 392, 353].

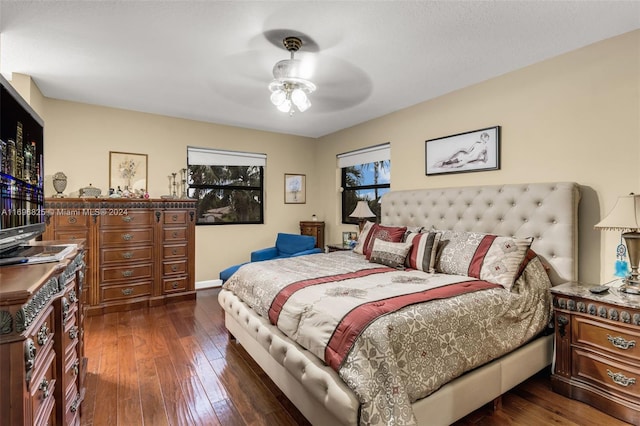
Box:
[0, 74, 45, 254]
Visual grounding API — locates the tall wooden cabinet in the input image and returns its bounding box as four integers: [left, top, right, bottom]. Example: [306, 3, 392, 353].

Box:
[43, 198, 196, 315]
[0, 243, 86, 426]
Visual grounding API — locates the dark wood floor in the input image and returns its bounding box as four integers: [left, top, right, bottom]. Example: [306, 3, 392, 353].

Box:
[80, 288, 630, 426]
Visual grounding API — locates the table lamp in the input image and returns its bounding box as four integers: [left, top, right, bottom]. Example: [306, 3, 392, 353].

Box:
[349, 200, 376, 232]
[595, 193, 640, 294]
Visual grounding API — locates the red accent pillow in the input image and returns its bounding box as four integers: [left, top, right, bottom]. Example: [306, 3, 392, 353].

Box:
[363, 224, 407, 259]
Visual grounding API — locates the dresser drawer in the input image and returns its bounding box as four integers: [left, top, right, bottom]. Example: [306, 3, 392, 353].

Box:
[163, 243, 187, 259]
[62, 314, 80, 359]
[574, 316, 640, 362]
[55, 229, 89, 242]
[30, 348, 56, 426]
[162, 276, 188, 294]
[163, 210, 188, 225]
[163, 259, 187, 276]
[100, 211, 152, 227]
[53, 214, 90, 228]
[63, 352, 81, 397]
[64, 383, 81, 426]
[574, 348, 640, 401]
[101, 282, 152, 302]
[30, 305, 55, 362]
[101, 246, 153, 264]
[101, 263, 153, 283]
[100, 229, 153, 246]
[163, 227, 187, 242]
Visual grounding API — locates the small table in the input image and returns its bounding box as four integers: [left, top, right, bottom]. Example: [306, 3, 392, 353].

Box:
[326, 243, 352, 253]
[550, 281, 640, 424]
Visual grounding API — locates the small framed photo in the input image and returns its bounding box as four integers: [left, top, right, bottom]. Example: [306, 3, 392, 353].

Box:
[425, 126, 500, 176]
[342, 231, 358, 248]
[109, 151, 148, 192]
[284, 173, 306, 204]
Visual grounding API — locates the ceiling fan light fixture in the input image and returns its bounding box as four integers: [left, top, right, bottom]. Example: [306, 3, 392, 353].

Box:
[268, 36, 316, 116]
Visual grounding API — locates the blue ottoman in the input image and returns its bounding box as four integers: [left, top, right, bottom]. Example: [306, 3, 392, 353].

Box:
[219, 262, 248, 283]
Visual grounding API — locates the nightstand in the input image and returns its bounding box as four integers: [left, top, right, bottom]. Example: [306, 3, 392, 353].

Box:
[326, 243, 352, 253]
[551, 281, 640, 424]
[300, 221, 325, 249]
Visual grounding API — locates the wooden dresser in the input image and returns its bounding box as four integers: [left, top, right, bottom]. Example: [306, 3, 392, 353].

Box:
[0, 242, 86, 426]
[551, 281, 640, 424]
[43, 198, 196, 315]
[300, 220, 325, 249]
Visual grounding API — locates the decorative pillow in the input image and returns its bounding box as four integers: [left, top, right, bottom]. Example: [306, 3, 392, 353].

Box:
[363, 224, 408, 259]
[353, 221, 375, 254]
[436, 230, 533, 288]
[404, 231, 441, 273]
[369, 239, 411, 269]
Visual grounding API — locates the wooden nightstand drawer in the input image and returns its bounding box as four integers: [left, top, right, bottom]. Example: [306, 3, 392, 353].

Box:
[163, 259, 186, 276]
[30, 305, 55, 361]
[574, 348, 640, 401]
[574, 316, 640, 361]
[30, 348, 56, 426]
[53, 214, 90, 228]
[163, 227, 187, 242]
[162, 276, 188, 294]
[55, 229, 88, 242]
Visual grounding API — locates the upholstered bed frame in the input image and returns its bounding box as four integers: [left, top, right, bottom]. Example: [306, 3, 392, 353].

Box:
[218, 181, 581, 425]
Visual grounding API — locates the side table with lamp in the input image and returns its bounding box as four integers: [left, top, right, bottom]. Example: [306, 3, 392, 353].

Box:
[550, 193, 640, 424]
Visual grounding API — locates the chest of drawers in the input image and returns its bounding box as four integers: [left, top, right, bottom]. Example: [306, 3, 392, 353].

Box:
[551, 281, 640, 424]
[43, 199, 196, 315]
[0, 243, 86, 426]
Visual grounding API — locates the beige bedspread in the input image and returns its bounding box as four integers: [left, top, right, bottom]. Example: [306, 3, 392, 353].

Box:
[222, 251, 551, 425]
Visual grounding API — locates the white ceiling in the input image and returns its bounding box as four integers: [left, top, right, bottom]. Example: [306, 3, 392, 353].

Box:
[1, 1, 638, 138]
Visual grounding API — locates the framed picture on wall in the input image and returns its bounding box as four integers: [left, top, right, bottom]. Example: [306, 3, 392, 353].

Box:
[425, 126, 500, 176]
[109, 151, 148, 192]
[284, 173, 306, 204]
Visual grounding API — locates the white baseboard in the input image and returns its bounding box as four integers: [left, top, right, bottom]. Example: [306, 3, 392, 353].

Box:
[196, 279, 222, 290]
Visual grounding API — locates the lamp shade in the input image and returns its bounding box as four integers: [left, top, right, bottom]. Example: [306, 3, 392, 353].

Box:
[594, 194, 640, 231]
[349, 201, 376, 219]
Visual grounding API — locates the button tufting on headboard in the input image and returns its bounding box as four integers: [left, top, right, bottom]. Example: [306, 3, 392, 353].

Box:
[380, 182, 580, 285]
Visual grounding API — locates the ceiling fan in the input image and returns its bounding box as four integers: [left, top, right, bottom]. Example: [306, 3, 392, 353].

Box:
[268, 36, 317, 116]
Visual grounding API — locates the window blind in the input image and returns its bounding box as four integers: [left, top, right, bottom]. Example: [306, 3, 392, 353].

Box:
[187, 146, 266, 167]
[336, 143, 390, 168]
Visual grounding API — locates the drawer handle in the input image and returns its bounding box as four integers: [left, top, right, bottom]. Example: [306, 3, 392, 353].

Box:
[172, 231, 179, 238]
[72, 360, 80, 376]
[37, 323, 49, 346]
[69, 289, 78, 303]
[122, 233, 133, 241]
[122, 288, 134, 296]
[172, 248, 178, 255]
[122, 216, 133, 222]
[122, 270, 134, 277]
[607, 334, 636, 350]
[69, 326, 78, 340]
[172, 282, 179, 289]
[171, 265, 178, 272]
[172, 214, 178, 221]
[607, 369, 636, 387]
[39, 378, 50, 398]
[121, 251, 134, 259]
[68, 216, 77, 224]
[70, 393, 81, 413]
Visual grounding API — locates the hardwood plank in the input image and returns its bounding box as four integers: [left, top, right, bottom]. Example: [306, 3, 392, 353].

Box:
[80, 288, 633, 426]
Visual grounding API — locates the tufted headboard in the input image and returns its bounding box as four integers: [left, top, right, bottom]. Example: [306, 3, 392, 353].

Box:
[380, 182, 580, 285]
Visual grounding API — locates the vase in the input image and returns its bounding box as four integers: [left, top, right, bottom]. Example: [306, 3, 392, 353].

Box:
[52, 171, 67, 197]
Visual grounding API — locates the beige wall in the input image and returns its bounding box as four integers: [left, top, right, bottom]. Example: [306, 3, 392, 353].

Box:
[316, 30, 640, 283]
[9, 29, 639, 284]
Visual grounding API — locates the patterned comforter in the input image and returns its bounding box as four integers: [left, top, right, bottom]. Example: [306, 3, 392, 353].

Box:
[223, 251, 551, 425]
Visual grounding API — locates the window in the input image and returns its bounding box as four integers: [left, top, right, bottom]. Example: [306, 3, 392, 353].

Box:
[338, 143, 391, 225]
[187, 147, 265, 225]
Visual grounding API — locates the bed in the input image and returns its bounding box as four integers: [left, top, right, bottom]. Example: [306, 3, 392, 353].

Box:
[218, 182, 580, 425]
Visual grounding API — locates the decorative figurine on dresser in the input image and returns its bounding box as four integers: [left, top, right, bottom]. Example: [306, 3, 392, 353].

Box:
[42, 198, 196, 315]
[0, 242, 86, 426]
[551, 282, 640, 425]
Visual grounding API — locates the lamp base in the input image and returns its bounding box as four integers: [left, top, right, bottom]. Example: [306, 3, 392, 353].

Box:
[621, 232, 640, 295]
[619, 282, 640, 295]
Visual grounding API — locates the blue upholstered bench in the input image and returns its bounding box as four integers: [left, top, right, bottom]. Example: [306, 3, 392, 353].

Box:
[219, 233, 322, 282]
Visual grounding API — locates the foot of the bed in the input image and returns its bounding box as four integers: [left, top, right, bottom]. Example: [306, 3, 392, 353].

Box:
[492, 395, 503, 411]
[227, 329, 236, 341]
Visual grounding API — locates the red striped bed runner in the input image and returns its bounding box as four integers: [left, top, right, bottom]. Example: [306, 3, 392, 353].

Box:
[325, 280, 500, 371]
